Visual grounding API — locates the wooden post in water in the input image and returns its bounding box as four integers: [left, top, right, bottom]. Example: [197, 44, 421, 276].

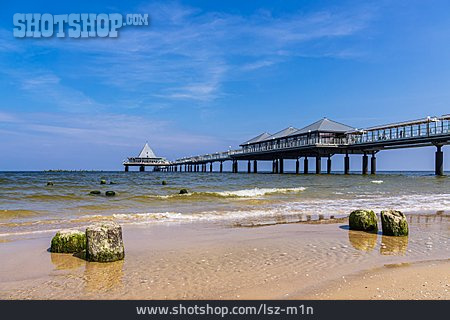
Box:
[253, 160, 258, 173]
[304, 157, 309, 174]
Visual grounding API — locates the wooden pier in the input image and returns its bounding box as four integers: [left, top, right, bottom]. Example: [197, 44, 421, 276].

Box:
[124, 115, 450, 175]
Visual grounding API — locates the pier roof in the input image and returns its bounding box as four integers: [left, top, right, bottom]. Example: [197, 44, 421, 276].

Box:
[138, 142, 158, 158]
[290, 118, 354, 136]
[240, 132, 272, 146]
[260, 126, 298, 142]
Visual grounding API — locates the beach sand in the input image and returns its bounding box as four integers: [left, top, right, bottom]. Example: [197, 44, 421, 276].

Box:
[299, 259, 449, 300]
[0, 216, 448, 300]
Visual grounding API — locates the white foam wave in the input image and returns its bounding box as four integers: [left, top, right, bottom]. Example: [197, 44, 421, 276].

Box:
[211, 187, 306, 197]
[371, 180, 384, 184]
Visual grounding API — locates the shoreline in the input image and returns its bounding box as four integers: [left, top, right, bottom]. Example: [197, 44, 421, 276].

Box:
[0, 217, 448, 300]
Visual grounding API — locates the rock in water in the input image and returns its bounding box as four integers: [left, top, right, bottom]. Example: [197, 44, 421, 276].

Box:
[47, 181, 54, 186]
[179, 188, 188, 194]
[100, 179, 107, 185]
[86, 222, 125, 262]
[349, 209, 378, 233]
[162, 180, 167, 185]
[381, 210, 408, 236]
[105, 191, 116, 197]
[50, 229, 86, 253]
[89, 190, 101, 195]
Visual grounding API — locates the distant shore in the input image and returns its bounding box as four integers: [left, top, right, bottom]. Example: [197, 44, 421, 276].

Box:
[0, 218, 448, 300]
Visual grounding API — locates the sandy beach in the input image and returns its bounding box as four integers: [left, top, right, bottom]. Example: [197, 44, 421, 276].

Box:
[0, 214, 448, 300]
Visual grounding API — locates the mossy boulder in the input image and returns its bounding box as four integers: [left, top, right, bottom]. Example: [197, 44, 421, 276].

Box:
[89, 190, 101, 195]
[50, 229, 86, 253]
[349, 209, 378, 233]
[179, 188, 188, 194]
[105, 191, 116, 197]
[100, 179, 107, 185]
[161, 180, 167, 185]
[381, 210, 408, 236]
[47, 181, 54, 186]
[86, 221, 125, 262]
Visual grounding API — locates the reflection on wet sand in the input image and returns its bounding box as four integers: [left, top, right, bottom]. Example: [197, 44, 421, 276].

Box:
[348, 230, 377, 252]
[50, 253, 86, 270]
[83, 260, 124, 294]
[380, 235, 408, 255]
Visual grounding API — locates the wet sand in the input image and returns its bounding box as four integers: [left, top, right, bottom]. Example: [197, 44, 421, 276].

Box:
[300, 259, 449, 300]
[0, 214, 449, 300]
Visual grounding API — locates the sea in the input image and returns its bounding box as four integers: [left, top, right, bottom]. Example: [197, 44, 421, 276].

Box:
[0, 171, 448, 240]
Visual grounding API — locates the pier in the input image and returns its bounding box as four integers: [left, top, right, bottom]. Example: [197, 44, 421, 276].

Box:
[124, 115, 450, 175]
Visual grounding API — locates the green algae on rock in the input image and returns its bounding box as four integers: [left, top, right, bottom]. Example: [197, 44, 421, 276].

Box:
[179, 189, 188, 194]
[50, 229, 86, 253]
[89, 190, 101, 195]
[349, 209, 378, 233]
[105, 191, 116, 197]
[86, 221, 124, 262]
[381, 210, 409, 236]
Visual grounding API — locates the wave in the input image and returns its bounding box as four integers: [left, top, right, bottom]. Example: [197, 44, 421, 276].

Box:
[371, 180, 384, 184]
[130, 187, 307, 200]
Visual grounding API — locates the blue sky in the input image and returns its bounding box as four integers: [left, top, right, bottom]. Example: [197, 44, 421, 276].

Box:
[0, 0, 449, 171]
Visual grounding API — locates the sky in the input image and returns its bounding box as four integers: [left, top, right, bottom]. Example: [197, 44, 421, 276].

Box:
[0, 0, 449, 171]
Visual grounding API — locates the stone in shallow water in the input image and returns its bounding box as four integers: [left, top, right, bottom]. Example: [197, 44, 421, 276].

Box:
[381, 210, 408, 236]
[86, 221, 125, 262]
[349, 209, 378, 233]
[105, 191, 116, 197]
[89, 190, 101, 195]
[100, 179, 107, 185]
[179, 189, 188, 194]
[50, 229, 86, 253]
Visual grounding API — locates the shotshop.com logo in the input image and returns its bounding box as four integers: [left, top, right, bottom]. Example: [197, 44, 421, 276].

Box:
[13, 13, 149, 38]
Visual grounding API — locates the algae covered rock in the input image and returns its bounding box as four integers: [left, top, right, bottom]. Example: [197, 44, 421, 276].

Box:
[381, 210, 408, 236]
[161, 180, 167, 185]
[100, 179, 107, 185]
[50, 229, 86, 253]
[349, 209, 378, 233]
[89, 190, 101, 195]
[86, 221, 124, 262]
[105, 191, 116, 197]
[47, 181, 54, 186]
[179, 188, 188, 194]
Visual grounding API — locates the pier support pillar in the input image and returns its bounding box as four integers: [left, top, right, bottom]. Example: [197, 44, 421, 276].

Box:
[220, 161, 223, 173]
[344, 154, 350, 174]
[124, 165, 129, 172]
[295, 158, 300, 174]
[304, 157, 309, 174]
[210, 162, 213, 172]
[232, 160, 238, 173]
[272, 160, 276, 173]
[316, 156, 321, 174]
[139, 165, 145, 172]
[327, 156, 332, 174]
[362, 153, 368, 175]
[435, 145, 444, 176]
[253, 160, 258, 173]
[279, 159, 284, 174]
[248, 160, 251, 173]
[371, 152, 377, 175]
